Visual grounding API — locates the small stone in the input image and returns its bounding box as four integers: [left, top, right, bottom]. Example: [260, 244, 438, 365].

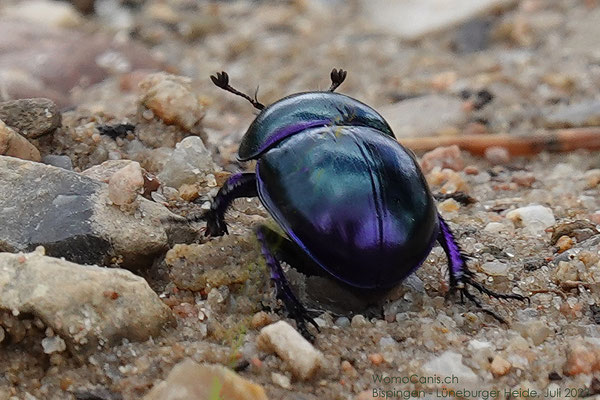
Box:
[554, 261, 579, 282]
[157, 136, 217, 188]
[138, 73, 205, 133]
[564, 342, 600, 376]
[378, 95, 467, 138]
[543, 100, 600, 128]
[257, 321, 324, 380]
[42, 155, 72, 170]
[484, 222, 505, 233]
[464, 165, 479, 175]
[491, 355, 511, 376]
[251, 312, 272, 330]
[108, 162, 144, 205]
[555, 235, 574, 253]
[512, 171, 536, 187]
[177, 183, 200, 202]
[0, 119, 41, 162]
[351, 314, 368, 328]
[0, 326, 4, 343]
[420, 145, 465, 173]
[515, 320, 552, 346]
[480, 261, 510, 276]
[485, 146, 510, 165]
[41, 336, 66, 354]
[506, 205, 555, 235]
[340, 360, 357, 376]
[422, 351, 478, 389]
[0, 98, 61, 138]
[335, 316, 350, 327]
[143, 359, 267, 400]
[585, 169, 600, 188]
[4, 0, 83, 28]
[271, 372, 291, 389]
[368, 353, 384, 365]
[438, 198, 460, 213]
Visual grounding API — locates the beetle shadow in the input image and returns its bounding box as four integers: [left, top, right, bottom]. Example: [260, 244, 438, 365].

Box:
[261, 226, 392, 319]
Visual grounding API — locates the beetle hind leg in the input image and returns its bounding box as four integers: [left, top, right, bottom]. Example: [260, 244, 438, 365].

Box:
[256, 225, 320, 341]
[437, 214, 528, 322]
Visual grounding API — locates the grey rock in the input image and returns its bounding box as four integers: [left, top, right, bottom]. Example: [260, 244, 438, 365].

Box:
[0, 98, 61, 138]
[0, 156, 195, 268]
[0, 249, 174, 353]
[42, 154, 72, 170]
[378, 95, 467, 138]
[542, 100, 600, 128]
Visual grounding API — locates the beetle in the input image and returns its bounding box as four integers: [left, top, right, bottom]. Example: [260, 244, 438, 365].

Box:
[182, 69, 525, 340]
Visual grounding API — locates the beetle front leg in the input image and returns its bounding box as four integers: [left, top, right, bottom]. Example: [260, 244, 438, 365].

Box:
[175, 173, 257, 236]
[256, 225, 320, 341]
[436, 214, 527, 323]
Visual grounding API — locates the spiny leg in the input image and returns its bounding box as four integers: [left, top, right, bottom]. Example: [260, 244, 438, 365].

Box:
[328, 68, 347, 92]
[256, 225, 319, 341]
[437, 214, 527, 322]
[170, 172, 257, 237]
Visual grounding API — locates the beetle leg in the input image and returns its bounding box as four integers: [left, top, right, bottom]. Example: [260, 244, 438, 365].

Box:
[437, 215, 528, 321]
[256, 225, 320, 342]
[169, 173, 257, 237]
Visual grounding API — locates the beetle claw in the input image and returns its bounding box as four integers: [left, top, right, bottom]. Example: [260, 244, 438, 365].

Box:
[203, 210, 228, 237]
[328, 68, 348, 92]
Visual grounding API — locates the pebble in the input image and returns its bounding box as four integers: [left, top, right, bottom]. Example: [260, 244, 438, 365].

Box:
[484, 146, 510, 165]
[361, 0, 512, 40]
[138, 73, 205, 133]
[585, 169, 600, 189]
[378, 95, 467, 138]
[157, 136, 217, 188]
[506, 205, 555, 235]
[41, 336, 67, 354]
[438, 198, 460, 213]
[515, 320, 552, 346]
[368, 353, 384, 365]
[0, 98, 61, 139]
[420, 145, 465, 173]
[108, 162, 144, 205]
[484, 222, 506, 234]
[257, 321, 324, 380]
[0, 250, 174, 353]
[564, 341, 600, 376]
[490, 355, 511, 376]
[4, 0, 83, 28]
[543, 99, 600, 128]
[555, 235, 574, 253]
[0, 119, 41, 162]
[480, 261, 510, 276]
[422, 351, 478, 389]
[251, 311, 272, 330]
[271, 372, 291, 389]
[335, 316, 350, 327]
[351, 314, 368, 328]
[42, 155, 73, 170]
[143, 359, 267, 400]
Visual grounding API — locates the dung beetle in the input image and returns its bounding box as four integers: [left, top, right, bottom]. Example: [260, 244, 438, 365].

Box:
[183, 69, 525, 339]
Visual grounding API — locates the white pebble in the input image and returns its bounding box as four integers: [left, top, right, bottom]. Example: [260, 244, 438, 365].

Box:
[41, 336, 66, 354]
[257, 321, 324, 380]
[506, 204, 555, 235]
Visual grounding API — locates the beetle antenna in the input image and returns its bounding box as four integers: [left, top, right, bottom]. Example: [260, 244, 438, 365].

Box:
[328, 68, 347, 92]
[210, 71, 265, 110]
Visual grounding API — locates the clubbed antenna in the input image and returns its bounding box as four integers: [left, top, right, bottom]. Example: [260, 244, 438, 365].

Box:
[328, 68, 347, 92]
[210, 71, 265, 110]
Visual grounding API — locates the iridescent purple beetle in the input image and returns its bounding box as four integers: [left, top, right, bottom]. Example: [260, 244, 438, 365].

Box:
[183, 69, 525, 339]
